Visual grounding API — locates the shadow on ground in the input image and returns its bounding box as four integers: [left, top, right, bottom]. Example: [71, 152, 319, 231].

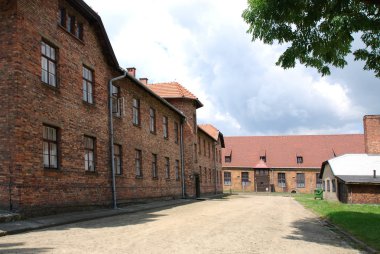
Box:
[0, 242, 52, 253]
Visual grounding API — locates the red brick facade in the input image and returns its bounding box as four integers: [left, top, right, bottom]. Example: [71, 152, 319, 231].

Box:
[364, 115, 380, 154]
[0, 0, 224, 215]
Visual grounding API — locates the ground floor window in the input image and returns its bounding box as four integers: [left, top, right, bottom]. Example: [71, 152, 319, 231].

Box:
[296, 173, 305, 188]
[224, 172, 231, 185]
[241, 172, 249, 183]
[332, 179, 336, 192]
[326, 179, 331, 192]
[278, 173, 286, 187]
[316, 173, 322, 189]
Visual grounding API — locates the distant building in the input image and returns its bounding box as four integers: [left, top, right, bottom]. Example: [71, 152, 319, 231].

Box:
[320, 154, 380, 204]
[222, 135, 364, 193]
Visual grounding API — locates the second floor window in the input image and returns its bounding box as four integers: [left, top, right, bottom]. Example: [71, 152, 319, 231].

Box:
[132, 98, 140, 126]
[82, 66, 93, 104]
[135, 149, 142, 177]
[84, 136, 95, 172]
[163, 116, 168, 139]
[149, 108, 156, 133]
[41, 41, 57, 87]
[43, 125, 58, 169]
[174, 122, 179, 144]
[175, 160, 180, 180]
[112, 85, 121, 117]
[198, 136, 201, 155]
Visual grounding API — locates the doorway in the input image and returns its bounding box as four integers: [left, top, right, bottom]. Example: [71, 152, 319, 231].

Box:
[255, 169, 270, 192]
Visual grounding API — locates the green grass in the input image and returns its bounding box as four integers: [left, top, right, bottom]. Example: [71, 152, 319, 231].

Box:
[294, 194, 380, 251]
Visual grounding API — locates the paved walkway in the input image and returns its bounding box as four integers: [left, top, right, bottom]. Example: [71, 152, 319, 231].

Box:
[0, 194, 368, 253]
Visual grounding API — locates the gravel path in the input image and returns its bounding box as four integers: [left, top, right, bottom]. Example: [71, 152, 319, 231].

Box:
[0, 195, 362, 254]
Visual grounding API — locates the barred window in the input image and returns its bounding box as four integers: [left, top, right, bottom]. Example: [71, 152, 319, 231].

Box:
[41, 41, 57, 87]
[152, 153, 157, 179]
[174, 122, 179, 144]
[278, 173, 286, 187]
[82, 66, 94, 104]
[43, 125, 58, 169]
[163, 116, 168, 139]
[149, 108, 156, 133]
[296, 173, 305, 188]
[241, 172, 249, 183]
[175, 160, 180, 181]
[112, 85, 121, 117]
[84, 136, 95, 172]
[316, 173, 322, 189]
[224, 172, 231, 185]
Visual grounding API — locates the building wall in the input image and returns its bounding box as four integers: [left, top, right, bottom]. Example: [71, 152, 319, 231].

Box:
[364, 115, 380, 154]
[112, 78, 183, 203]
[350, 184, 380, 204]
[222, 168, 320, 193]
[0, 0, 20, 210]
[321, 164, 339, 201]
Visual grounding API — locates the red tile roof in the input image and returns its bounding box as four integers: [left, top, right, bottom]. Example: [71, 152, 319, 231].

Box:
[222, 134, 364, 168]
[198, 124, 225, 148]
[253, 159, 269, 169]
[148, 82, 203, 108]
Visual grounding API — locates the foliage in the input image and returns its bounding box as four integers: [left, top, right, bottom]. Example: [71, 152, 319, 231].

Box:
[242, 0, 380, 78]
[295, 194, 380, 251]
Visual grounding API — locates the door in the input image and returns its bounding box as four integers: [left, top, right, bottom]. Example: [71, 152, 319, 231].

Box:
[195, 175, 201, 198]
[255, 169, 270, 192]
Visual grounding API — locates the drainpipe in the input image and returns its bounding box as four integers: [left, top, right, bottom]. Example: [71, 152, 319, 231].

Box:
[180, 120, 186, 198]
[109, 70, 127, 209]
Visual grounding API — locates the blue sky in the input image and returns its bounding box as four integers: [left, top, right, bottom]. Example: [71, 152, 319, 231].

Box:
[85, 0, 380, 136]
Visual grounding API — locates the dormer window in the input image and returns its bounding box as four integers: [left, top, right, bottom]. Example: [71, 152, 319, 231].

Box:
[297, 156, 303, 164]
[259, 156, 266, 162]
[225, 156, 231, 163]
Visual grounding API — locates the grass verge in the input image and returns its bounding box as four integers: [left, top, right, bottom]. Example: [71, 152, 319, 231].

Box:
[294, 194, 380, 251]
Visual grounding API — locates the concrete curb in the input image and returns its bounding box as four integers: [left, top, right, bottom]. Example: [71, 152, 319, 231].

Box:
[0, 199, 197, 237]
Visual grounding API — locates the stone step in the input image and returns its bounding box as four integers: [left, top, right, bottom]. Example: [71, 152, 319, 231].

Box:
[0, 210, 21, 223]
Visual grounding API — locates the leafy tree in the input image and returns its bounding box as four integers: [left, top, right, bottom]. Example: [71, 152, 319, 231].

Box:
[242, 0, 380, 78]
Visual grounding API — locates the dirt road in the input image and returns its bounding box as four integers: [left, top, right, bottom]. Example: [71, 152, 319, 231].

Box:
[0, 195, 362, 253]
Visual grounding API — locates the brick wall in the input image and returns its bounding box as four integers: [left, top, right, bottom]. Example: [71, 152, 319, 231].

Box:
[349, 184, 380, 204]
[364, 115, 380, 154]
[222, 168, 255, 192]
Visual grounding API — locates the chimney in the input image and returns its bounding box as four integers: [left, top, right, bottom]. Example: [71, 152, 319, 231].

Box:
[374, 170, 377, 178]
[127, 67, 136, 78]
[139, 78, 148, 85]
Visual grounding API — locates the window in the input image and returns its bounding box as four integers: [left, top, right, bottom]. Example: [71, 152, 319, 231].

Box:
[193, 113, 197, 133]
[198, 136, 201, 155]
[43, 125, 58, 169]
[199, 166, 202, 183]
[165, 157, 170, 179]
[209, 168, 212, 182]
[204, 167, 208, 183]
[132, 98, 140, 126]
[332, 179, 336, 192]
[135, 149, 142, 177]
[174, 122, 179, 144]
[59, 8, 66, 27]
[58, 7, 84, 40]
[152, 154, 157, 179]
[67, 15, 75, 33]
[260, 156, 266, 162]
[175, 160, 180, 181]
[316, 173, 322, 189]
[112, 85, 122, 117]
[194, 144, 198, 163]
[82, 66, 93, 104]
[219, 150, 222, 163]
[242, 172, 249, 183]
[208, 142, 210, 158]
[225, 156, 231, 163]
[278, 173, 286, 187]
[163, 116, 168, 139]
[224, 172, 231, 185]
[149, 108, 156, 133]
[203, 139, 206, 156]
[296, 173, 305, 188]
[114, 144, 122, 175]
[326, 179, 331, 192]
[322, 180, 325, 191]
[76, 22, 83, 40]
[41, 41, 57, 87]
[297, 156, 303, 164]
[84, 136, 95, 172]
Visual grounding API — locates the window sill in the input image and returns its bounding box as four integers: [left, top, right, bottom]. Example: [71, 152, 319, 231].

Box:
[150, 131, 157, 135]
[135, 175, 143, 179]
[152, 177, 158, 180]
[41, 81, 60, 92]
[133, 124, 141, 128]
[85, 170, 98, 175]
[58, 24, 85, 45]
[82, 100, 95, 107]
[44, 168, 61, 172]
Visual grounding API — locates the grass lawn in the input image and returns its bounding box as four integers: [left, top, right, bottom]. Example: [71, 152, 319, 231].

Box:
[294, 194, 380, 251]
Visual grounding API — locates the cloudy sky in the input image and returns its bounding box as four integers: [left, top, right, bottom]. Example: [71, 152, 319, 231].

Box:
[85, 0, 379, 136]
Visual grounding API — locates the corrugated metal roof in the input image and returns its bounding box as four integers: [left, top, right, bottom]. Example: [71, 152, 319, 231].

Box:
[328, 154, 380, 176]
[336, 175, 380, 184]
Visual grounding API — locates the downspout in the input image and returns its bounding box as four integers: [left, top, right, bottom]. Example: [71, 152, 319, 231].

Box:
[180, 120, 186, 198]
[109, 70, 127, 209]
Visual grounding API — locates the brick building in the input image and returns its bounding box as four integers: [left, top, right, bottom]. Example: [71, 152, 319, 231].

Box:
[222, 135, 364, 193]
[0, 0, 223, 215]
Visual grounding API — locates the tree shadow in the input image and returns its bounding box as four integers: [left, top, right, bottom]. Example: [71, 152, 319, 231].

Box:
[0, 242, 52, 253]
[284, 211, 380, 252]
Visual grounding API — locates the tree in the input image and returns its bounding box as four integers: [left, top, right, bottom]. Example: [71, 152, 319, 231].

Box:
[242, 0, 380, 78]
